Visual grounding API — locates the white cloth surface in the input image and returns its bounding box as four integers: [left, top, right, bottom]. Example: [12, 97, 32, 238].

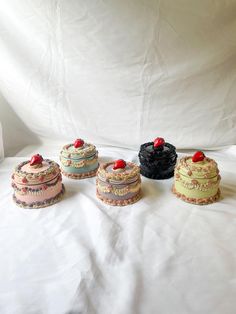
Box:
[0, 145, 236, 314]
[0, 0, 236, 151]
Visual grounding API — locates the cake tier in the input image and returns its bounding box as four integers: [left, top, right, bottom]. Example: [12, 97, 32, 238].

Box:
[61, 168, 98, 179]
[12, 158, 64, 208]
[96, 161, 141, 206]
[96, 189, 142, 206]
[13, 184, 65, 209]
[60, 142, 98, 179]
[175, 156, 219, 178]
[60, 142, 97, 159]
[13, 159, 61, 185]
[173, 155, 221, 205]
[139, 142, 177, 180]
[172, 186, 220, 205]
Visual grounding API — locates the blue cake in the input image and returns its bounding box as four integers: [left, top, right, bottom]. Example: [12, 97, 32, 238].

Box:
[60, 139, 99, 179]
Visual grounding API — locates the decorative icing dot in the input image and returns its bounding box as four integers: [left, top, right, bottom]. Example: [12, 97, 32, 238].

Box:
[22, 177, 28, 184]
[39, 175, 45, 182]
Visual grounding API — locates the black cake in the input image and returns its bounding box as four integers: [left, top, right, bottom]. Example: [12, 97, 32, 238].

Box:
[138, 137, 177, 180]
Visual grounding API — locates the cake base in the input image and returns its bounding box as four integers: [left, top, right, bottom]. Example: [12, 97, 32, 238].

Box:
[172, 186, 220, 205]
[96, 189, 142, 206]
[140, 168, 174, 180]
[13, 184, 65, 209]
[61, 168, 98, 179]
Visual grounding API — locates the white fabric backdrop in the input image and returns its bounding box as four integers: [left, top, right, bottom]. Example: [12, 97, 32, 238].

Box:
[0, 2, 236, 313]
[0, 0, 236, 151]
[0, 92, 42, 157]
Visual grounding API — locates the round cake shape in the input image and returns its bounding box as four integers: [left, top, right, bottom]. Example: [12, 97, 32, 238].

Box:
[12, 155, 65, 209]
[60, 138, 99, 179]
[96, 159, 141, 206]
[172, 151, 221, 205]
[139, 137, 177, 179]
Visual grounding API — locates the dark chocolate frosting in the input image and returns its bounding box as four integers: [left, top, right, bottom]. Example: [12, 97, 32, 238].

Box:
[138, 142, 177, 179]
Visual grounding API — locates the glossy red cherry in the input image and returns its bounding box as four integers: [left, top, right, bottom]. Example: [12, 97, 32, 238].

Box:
[30, 154, 43, 166]
[153, 137, 165, 148]
[113, 159, 126, 170]
[74, 138, 84, 148]
[192, 151, 205, 162]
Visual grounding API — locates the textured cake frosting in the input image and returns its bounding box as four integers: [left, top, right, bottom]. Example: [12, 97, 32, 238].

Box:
[60, 139, 99, 179]
[96, 160, 141, 206]
[12, 156, 65, 209]
[139, 137, 177, 179]
[172, 152, 221, 205]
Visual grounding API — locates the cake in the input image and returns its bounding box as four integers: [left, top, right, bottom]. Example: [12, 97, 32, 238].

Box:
[60, 138, 99, 179]
[172, 151, 221, 205]
[139, 137, 177, 179]
[96, 159, 142, 206]
[12, 154, 65, 209]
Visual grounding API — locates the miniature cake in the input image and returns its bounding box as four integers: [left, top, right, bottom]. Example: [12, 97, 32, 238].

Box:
[96, 159, 142, 206]
[172, 151, 221, 205]
[12, 154, 65, 209]
[60, 138, 99, 179]
[139, 137, 177, 179]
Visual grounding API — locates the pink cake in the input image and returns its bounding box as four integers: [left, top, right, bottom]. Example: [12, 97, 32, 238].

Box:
[12, 154, 65, 209]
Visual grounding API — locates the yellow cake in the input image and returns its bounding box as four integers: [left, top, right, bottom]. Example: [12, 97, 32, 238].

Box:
[172, 151, 221, 205]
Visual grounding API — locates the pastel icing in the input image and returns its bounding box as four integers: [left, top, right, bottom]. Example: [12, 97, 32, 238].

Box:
[12, 158, 65, 209]
[61, 163, 98, 174]
[173, 155, 221, 205]
[60, 141, 98, 179]
[96, 161, 142, 206]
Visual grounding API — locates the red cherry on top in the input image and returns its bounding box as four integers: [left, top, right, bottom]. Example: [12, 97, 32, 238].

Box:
[113, 159, 127, 170]
[30, 154, 43, 166]
[74, 138, 84, 148]
[192, 151, 205, 162]
[153, 137, 165, 148]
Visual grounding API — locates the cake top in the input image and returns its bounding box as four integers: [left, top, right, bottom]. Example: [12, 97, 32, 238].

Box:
[60, 138, 97, 159]
[12, 155, 60, 185]
[176, 151, 219, 179]
[97, 160, 140, 184]
[140, 137, 176, 159]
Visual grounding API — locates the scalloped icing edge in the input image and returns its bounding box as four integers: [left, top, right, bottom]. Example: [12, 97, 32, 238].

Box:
[96, 189, 142, 206]
[172, 186, 220, 205]
[61, 168, 98, 179]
